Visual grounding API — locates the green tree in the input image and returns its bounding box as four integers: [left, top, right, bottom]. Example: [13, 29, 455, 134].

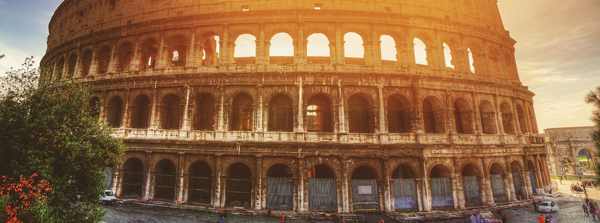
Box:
[0, 57, 126, 222]
[585, 86, 600, 182]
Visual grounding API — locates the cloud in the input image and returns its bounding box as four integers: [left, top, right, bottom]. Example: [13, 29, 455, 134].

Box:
[518, 61, 580, 84]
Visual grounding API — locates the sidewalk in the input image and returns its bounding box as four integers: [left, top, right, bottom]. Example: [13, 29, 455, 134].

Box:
[554, 179, 600, 200]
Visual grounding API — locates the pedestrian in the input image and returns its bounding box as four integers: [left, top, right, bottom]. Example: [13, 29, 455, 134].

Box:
[595, 207, 599, 220]
[378, 218, 385, 223]
[533, 200, 537, 211]
[281, 214, 286, 223]
[592, 205, 597, 220]
[583, 203, 589, 216]
[538, 214, 544, 223]
[219, 210, 227, 223]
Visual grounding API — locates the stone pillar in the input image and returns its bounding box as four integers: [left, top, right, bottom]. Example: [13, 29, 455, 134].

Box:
[130, 38, 141, 72]
[334, 23, 344, 65]
[213, 154, 223, 207]
[505, 157, 516, 201]
[181, 85, 191, 130]
[113, 167, 122, 196]
[421, 159, 431, 211]
[176, 152, 185, 202]
[89, 46, 99, 75]
[143, 151, 152, 200]
[341, 157, 350, 213]
[256, 86, 264, 132]
[108, 40, 118, 73]
[295, 25, 306, 65]
[187, 31, 196, 67]
[297, 77, 304, 132]
[450, 159, 460, 210]
[481, 158, 494, 204]
[378, 85, 387, 139]
[217, 86, 225, 131]
[415, 179, 424, 211]
[411, 82, 422, 133]
[149, 87, 159, 129]
[297, 156, 306, 212]
[337, 82, 346, 133]
[258, 24, 267, 65]
[453, 158, 465, 209]
[533, 156, 542, 191]
[121, 90, 130, 128]
[255, 155, 263, 210]
[381, 158, 392, 213]
[156, 33, 166, 69]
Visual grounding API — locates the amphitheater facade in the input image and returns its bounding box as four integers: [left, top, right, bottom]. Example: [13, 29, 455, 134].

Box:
[41, 0, 550, 213]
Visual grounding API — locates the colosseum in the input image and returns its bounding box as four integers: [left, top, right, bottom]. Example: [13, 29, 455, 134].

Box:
[41, 0, 550, 213]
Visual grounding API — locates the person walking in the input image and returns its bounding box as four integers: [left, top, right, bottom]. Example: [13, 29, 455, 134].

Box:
[591, 204, 596, 221]
[583, 203, 589, 216]
[538, 214, 544, 223]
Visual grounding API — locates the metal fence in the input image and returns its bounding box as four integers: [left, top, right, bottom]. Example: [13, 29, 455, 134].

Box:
[491, 174, 507, 203]
[352, 179, 379, 212]
[512, 172, 524, 200]
[188, 176, 211, 203]
[309, 178, 337, 211]
[226, 178, 252, 208]
[431, 177, 454, 210]
[266, 177, 294, 210]
[529, 171, 537, 193]
[463, 176, 482, 207]
[393, 178, 418, 211]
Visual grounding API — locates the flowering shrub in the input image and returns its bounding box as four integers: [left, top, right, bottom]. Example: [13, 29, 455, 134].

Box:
[0, 174, 52, 223]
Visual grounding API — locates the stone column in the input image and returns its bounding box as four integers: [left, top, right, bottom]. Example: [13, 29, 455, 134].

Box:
[176, 152, 185, 202]
[421, 159, 431, 211]
[143, 151, 153, 200]
[121, 90, 130, 128]
[187, 31, 196, 67]
[453, 158, 465, 209]
[149, 87, 159, 129]
[156, 33, 166, 69]
[533, 156, 542, 191]
[297, 77, 304, 132]
[295, 24, 306, 65]
[213, 154, 223, 207]
[378, 85, 387, 140]
[108, 40, 118, 73]
[481, 158, 494, 204]
[297, 156, 306, 212]
[258, 24, 267, 66]
[255, 86, 264, 132]
[113, 167, 122, 196]
[130, 38, 141, 72]
[341, 157, 350, 213]
[181, 85, 191, 130]
[217, 86, 225, 131]
[337, 82, 346, 133]
[381, 158, 392, 213]
[334, 23, 344, 65]
[450, 159, 460, 209]
[255, 155, 263, 210]
[505, 157, 516, 201]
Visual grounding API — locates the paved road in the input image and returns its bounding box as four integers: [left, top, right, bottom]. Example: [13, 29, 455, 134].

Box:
[502, 194, 596, 223]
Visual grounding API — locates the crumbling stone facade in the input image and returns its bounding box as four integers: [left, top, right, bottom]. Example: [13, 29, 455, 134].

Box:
[545, 126, 598, 176]
[41, 0, 549, 213]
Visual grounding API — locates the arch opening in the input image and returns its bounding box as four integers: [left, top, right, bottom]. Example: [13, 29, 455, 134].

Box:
[225, 162, 252, 208]
[159, 94, 181, 130]
[88, 97, 101, 119]
[80, 50, 93, 76]
[193, 94, 215, 131]
[97, 46, 111, 74]
[351, 166, 380, 212]
[462, 164, 482, 207]
[307, 95, 333, 132]
[154, 159, 176, 200]
[269, 32, 294, 64]
[141, 38, 158, 70]
[510, 161, 526, 200]
[388, 95, 411, 133]
[234, 34, 256, 65]
[121, 158, 144, 197]
[479, 101, 497, 134]
[268, 94, 293, 132]
[423, 97, 445, 133]
[130, 95, 150, 129]
[55, 57, 65, 81]
[266, 164, 294, 210]
[500, 103, 516, 134]
[430, 165, 453, 210]
[67, 53, 78, 78]
[202, 35, 220, 66]
[392, 164, 418, 212]
[453, 98, 474, 134]
[413, 38, 427, 66]
[106, 96, 123, 128]
[307, 33, 330, 64]
[167, 36, 187, 67]
[308, 164, 337, 212]
[380, 35, 397, 64]
[231, 94, 253, 131]
[188, 161, 212, 204]
[344, 32, 364, 65]
[117, 42, 133, 72]
[348, 95, 374, 133]
[490, 163, 507, 203]
[443, 42, 454, 69]
[579, 148, 596, 175]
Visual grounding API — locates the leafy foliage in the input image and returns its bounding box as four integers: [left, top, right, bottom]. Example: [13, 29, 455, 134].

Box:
[585, 86, 600, 183]
[0, 57, 126, 222]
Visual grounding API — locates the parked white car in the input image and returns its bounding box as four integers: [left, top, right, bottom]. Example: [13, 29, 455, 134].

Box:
[100, 190, 117, 205]
[538, 201, 559, 213]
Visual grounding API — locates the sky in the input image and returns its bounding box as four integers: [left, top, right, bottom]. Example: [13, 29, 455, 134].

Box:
[0, 0, 599, 132]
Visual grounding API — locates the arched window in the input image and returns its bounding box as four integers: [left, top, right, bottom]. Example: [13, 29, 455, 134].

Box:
[159, 94, 181, 130]
[80, 50, 93, 76]
[268, 95, 293, 132]
[380, 35, 397, 63]
[97, 46, 111, 74]
[121, 158, 143, 197]
[413, 38, 427, 65]
[55, 57, 65, 81]
[443, 42, 454, 69]
[130, 95, 150, 129]
[453, 98, 474, 134]
[500, 103, 515, 134]
[234, 34, 256, 64]
[67, 53, 78, 77]
[467, 48, 475, 73]
[154, 159, 176, 200]
[269, 32, 294, 64]
[306, 95, 333, 132]
[307, 33, 330, 64]
[106, 96, 123, 128]
[140, 38, 158, 69]
[193, 94, 215, 131]
[202, 35, 220, 66]
[479, 101, 497, 134]
[188, 161, 212, 204]
[517, 105, 528, 133]
[422, 96, 445, 133]
[231, 94, 253, 131]
[462, 164, 483, 207]
[167, 36, 187, 67]
[117, 42, 133, 72]
[344, 32, 364, 64]
[488, 48, 502, 77]
[225, 163, 253, 208]
[348, 95, 373, 133]
[429, 164, 454, 210]
[468, 44, 486, 74]
[387, 95, 411, 133]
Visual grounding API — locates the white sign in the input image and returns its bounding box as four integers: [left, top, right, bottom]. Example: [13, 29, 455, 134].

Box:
[357, 186, 372, 195]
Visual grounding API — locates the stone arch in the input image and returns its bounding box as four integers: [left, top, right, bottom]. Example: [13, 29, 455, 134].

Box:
[413, 37, 428, 65]
[187, 160, 212, 204]
[380, 34, 397, 63]
[387, 94, 411, 133]
[488, 46, 503, 77]
[96, 45, 111, 74]
[500, 102, 516, 134]
[106, 95, 124, 128]
[489, 162, 507, 203]
[158, 94, 182, 130]
[344, 32, 365, 64]
[233, 33, 257, 64]
[510, 161, 526, 200]
[121, 157, 144, 197]
[55, 56, 65, 81]
[423, 96, 446, 133]
[441, 37, 462, 70]
[129, 94, 151, 129]
[578, 148, 597, 174]
[465, 40, 485, 74]
[479, 100, 497, 134]
[269, 32, 294, 64]
[140, 38, 158, 69]
[67, 53, 78, 78]
[429, 164, 454, 210]
[391, 163, 419, 211]
[350, 165, 381, 212]
[80, 49, 93, 76]
[306, 33, 330, 64]
[461, 163, 483, 207]
[154, 159, 177, 200]
[268, 94, 294, 132]
[230, 93, 254, 131]
[166, 35, 188, 67]
[516, 104, 528, 133]
[265, 163, 294, 210]
[116, 42, 133, 72]
[453, 97, 474, 134]
[348, 94, 375, 133]
[193, 93, 215, 131]
[306, 94, 333, 132]
[201, 34, 220, 66]
[307, 163, 338, 212]
[225, 162, 253, 208]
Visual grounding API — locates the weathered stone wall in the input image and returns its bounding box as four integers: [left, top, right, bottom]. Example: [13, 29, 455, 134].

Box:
[545, 126, 598, 176]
